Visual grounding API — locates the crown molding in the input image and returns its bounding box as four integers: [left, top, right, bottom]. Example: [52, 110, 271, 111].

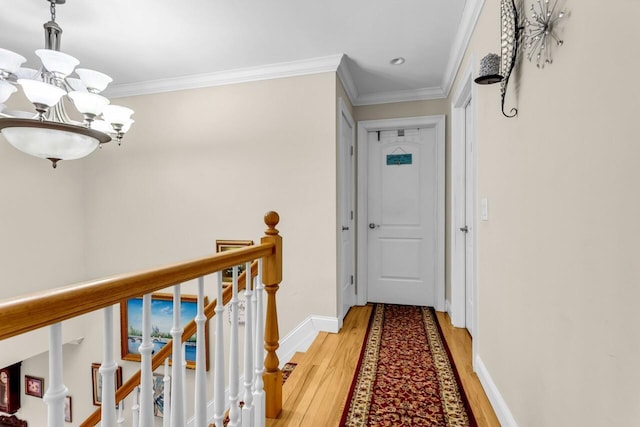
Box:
[103, 4, 485, 108]
[105, 54, 345, 98]
[354, 87, 447, 106]
[336, 56, 359, 105]
[441, 0, 486, 97]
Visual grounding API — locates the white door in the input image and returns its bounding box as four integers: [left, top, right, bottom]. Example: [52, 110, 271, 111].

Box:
[338, 101, 356, 323]
[367, 128, 438, 306]
[450, 67, 477, 331]
[463, 101, 475, 335]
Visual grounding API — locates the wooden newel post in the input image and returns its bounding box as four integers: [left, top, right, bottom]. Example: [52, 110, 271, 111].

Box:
[261, 211, 283, 418]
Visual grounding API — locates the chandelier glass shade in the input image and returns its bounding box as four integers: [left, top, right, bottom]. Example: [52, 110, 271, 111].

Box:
[0, 0, 134, 168]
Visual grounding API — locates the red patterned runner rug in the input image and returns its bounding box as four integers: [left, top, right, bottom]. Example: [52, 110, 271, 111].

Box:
[340, 304, 476, 426]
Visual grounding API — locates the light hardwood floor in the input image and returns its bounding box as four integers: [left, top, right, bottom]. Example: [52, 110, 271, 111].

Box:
[267, 305, 500, 426]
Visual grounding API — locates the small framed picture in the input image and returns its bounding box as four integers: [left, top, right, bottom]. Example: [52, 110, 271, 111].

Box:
[25, 375, 44, 398]
[215, 240, 254, 284]
[64, 396, 72, 423]
[153, 373, 164, 417]
[91, 363, 123, 406]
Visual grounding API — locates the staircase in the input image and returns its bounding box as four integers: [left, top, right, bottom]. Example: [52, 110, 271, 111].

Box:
[0, 212, 284, 427]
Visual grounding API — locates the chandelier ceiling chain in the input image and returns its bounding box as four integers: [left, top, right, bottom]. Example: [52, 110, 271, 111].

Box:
[50, 0, 56, 22]
[0, 0, 135, 168]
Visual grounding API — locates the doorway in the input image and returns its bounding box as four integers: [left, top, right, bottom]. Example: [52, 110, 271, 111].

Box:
[356, 116, 445, 311]
[451, 64, 478, 339]
[338, 99, 356, 327]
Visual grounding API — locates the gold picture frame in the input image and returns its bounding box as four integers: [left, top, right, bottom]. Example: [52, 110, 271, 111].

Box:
[215, 240, 254, 284]
[120, 293, 210, 370]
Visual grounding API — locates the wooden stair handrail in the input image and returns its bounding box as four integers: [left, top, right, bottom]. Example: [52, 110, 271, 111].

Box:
[0, 211, 283, 425]
[80, 262, 258, 427]
[0, 244, 273, 341]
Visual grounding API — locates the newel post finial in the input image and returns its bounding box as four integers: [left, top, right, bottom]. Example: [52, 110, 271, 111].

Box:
[264, 211, 280, 235]
[261, 211, 283, 418]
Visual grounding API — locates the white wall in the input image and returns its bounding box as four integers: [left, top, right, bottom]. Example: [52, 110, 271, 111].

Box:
[449, 1, 640, 425]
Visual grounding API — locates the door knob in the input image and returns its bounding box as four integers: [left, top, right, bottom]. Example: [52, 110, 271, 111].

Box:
[342, 226, 349, 231]
[460, 226, 469, 233]
[369, 223, 379, 229]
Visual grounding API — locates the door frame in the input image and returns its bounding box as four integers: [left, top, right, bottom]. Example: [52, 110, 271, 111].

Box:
[356, 115, 446, 311]
[337, 97, 356, 328]
[450, 59, 478, 343]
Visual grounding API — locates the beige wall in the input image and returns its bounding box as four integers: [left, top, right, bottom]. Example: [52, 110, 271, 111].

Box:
[450, 1, 640, 425]
[0, 92, 88, 369]
[83, 72, 339, 334]
[0, 92, 87, 299]
[354, 99, 449, 123]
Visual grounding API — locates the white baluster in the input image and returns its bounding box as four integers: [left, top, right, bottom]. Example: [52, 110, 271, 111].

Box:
[163, 359, 171, 427]
[182, 342, 188, 426]
[194, 276, 208, 426]
[253, 259, 265, 427]
[229, 266, 240, 427]
[43, 323, 68, 427]
[139, 294, 154, 427]
[132, 387, 140, 427]
[100, 306, 117, 426]
[117, 401, 125, 425]
[213, 271, 226, 427]
[251, 272, 258, 398]
[242, 262, 255, 427]
[170, 284, 185, 427]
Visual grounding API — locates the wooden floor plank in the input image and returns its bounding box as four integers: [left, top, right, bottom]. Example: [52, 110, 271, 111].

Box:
[267, 364, 323, 427]
[287, 352, 305, 365]
[271, 332, 345, 426]
[298, 306, 372, 426]
[435, 311, 501, 427]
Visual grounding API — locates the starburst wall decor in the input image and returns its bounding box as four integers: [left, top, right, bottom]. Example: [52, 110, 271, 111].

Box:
[525, 0, 566, 68]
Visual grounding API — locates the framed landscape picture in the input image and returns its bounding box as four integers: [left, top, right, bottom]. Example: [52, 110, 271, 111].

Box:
[120, 293, 209, 370]
[215, 240, 254, 284]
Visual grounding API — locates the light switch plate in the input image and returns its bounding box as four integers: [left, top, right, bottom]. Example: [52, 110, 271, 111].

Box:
[481, 198, 489, 221]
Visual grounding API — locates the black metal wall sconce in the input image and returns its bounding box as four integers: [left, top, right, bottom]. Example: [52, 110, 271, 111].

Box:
[475, 0, 566, 118]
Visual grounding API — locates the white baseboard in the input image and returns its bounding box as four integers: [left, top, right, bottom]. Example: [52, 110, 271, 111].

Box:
[277, 315, 339, 367]
[475, 356, 518, 427]
[310, 315, 340, 333]
[445, 299, 451, 316]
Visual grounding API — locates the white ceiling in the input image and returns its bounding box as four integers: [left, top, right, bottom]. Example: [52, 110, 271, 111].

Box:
[0, 0, 476, 105]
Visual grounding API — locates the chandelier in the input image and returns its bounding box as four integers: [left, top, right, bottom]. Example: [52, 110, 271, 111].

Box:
[0, 0, 134, 168]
